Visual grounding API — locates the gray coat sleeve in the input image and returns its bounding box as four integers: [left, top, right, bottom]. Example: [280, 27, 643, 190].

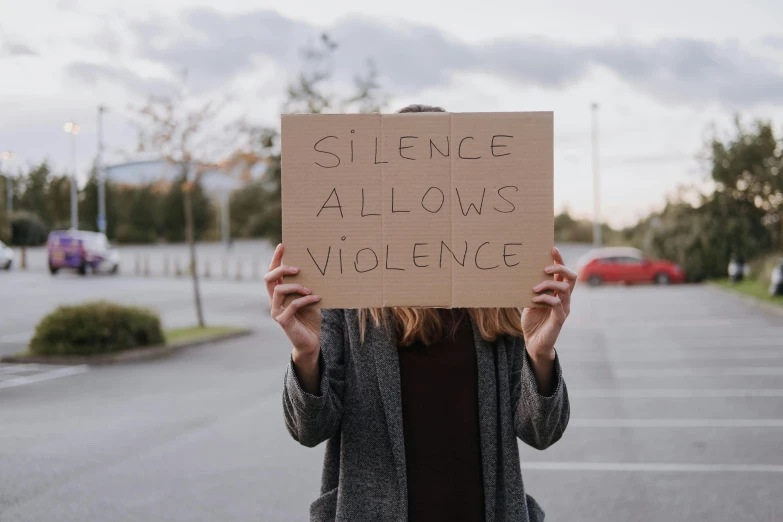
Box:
[510, 336, 570, 450]
[282, 309, 346, 448]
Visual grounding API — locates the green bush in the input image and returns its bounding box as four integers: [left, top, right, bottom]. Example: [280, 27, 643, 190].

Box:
[29, 301, 165, 356]
[750, 252, 783, 288]
[10, 211, 48, 246]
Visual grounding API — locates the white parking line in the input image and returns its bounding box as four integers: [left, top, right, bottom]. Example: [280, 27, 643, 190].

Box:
[615, 367, 783, 377]
[577, 388, 783, 398]
[570, 418, 783, 428]
[0, 364, 48, 374]
[0, 365, 89, 389]
[522, 461, 783, 473]
[565, 349, 783, 362]
[567, 337, 783, 349]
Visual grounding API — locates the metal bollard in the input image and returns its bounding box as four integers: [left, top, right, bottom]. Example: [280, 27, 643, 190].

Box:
[163, 255, 170, 277]
[143, 256, 150, 277]
[174, 258, 182, 277]
[204, 259, 211, 279]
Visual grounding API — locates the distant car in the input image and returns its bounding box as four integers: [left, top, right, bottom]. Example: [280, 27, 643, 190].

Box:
[0, 240, 13, 270]
[577, 247, 685, 286]
[47, 230, 120, 276]
[770, 259, 783, 296]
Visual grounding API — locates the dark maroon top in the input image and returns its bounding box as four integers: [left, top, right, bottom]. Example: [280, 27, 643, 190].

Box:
[397, 309, 486, 522]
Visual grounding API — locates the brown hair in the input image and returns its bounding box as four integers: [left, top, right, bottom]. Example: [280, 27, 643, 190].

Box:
[358, 104, 525, 346]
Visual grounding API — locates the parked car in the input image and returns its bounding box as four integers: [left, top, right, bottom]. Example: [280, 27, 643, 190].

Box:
[0, 240, 13, 270]
[577, 247, 685, 286]
[47, 230, 120, 275]
[770, 258, 783, 296]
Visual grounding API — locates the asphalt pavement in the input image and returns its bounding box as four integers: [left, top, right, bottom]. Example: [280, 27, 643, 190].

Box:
[1, 244, 782, 521]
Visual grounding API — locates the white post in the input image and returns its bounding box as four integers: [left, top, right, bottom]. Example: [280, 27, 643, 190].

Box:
[591, 102, 602, 248]
[64, 122, 80, 230]
[221, 192, 231, 249]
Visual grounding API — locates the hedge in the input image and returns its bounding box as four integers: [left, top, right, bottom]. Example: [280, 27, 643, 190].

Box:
[29, 301, 165, 356]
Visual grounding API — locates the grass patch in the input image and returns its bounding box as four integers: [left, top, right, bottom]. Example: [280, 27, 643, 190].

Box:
[164, 326, 246, 344]
[712, 279, 783, 306]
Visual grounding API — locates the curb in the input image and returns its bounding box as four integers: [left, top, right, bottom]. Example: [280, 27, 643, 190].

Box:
[706, 282, 783, 319]
[0, 329, 253, 366]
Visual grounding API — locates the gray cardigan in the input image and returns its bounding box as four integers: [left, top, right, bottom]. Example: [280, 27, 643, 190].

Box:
[282, 309, 570, 522]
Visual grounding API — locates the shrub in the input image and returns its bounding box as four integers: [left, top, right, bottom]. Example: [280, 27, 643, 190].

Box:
[10, 211, 48, 246]
[750, 252, 783, 288]
[29, 301, 165, 356]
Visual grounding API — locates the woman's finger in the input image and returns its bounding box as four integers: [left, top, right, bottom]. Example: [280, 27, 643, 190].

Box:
[534, 279, 570, 296]
[532, 293, 563, 308]
[552, 246, 566, 266]
[268, 243, 283, 271]
[545, 264, 578, 288]
[276, 294, 321, 327]
[272, 283, 311, 315]
[265, 244, 285, 303]
[265, 265, 299, 284]
[265, 266, 299, 305]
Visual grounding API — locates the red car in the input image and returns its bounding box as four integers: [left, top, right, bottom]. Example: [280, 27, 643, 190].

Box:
[577, 247, 685, 286]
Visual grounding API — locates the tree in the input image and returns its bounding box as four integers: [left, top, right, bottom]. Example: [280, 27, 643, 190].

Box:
[636, 190, 773, 282]
[80, 170, 119, 238]
[114, 186, 159, 244]
[231, 32, 387, 244]
[135, 85, 224, 328]
[343, 59, 388, 114]
[159, 176, 212, 242]
[0, 176, 10, 243]
[10, 211, 48, 269]
[285, 33, 338, 115]
[47, 174, 75, 230]
[709, 119, 783, 249]
[17, 163, 54, 227]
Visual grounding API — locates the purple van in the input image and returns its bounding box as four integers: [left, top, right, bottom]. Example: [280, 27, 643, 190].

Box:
[47, 230, 120, 275]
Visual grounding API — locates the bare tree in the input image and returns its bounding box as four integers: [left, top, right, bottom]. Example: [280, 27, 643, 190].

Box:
[135, 86, 223, 328]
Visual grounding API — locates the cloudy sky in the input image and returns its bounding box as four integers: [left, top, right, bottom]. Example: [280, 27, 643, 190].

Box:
[2, 0, 782, 227]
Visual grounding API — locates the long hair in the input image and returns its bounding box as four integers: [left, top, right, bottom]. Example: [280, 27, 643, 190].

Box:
[358, 103, 525, 346]
[359, 307, 525, 346]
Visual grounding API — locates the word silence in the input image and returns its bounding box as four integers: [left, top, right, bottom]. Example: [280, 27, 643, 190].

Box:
[281, 112, 553, 308]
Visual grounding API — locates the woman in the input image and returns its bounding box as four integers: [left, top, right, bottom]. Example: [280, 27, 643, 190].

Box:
[268, 104, 575, 522]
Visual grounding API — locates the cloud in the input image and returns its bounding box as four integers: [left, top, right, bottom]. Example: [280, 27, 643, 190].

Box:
[119, 8, 783, 107]
[132, 9, 309, 92]
[762, 35, 783, 49]
[1, 41, 38, 57]
[65, 62, 175, 96]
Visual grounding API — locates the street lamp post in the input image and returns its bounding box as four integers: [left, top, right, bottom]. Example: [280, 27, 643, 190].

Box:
[591, 102, 602, 248]
[63, 121, 80, 230]
[1, 151, 14, 213]
[97, 106, 107, 234]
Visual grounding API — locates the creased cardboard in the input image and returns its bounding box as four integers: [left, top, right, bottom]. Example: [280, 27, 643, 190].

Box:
[281, 112, 553, 308]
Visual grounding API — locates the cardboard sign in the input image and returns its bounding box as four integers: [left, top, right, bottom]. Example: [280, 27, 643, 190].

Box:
[281, 112, 553, 308]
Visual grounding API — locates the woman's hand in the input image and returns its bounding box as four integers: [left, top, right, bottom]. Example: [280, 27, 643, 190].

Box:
[265, 244, 322, 359]
[523, 247, 577, 363]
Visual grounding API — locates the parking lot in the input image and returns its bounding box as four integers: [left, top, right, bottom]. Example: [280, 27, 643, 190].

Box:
[0, 244, 781, 521]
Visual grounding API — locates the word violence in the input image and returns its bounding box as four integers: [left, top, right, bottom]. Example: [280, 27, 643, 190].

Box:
[306, 240, 524, 275]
